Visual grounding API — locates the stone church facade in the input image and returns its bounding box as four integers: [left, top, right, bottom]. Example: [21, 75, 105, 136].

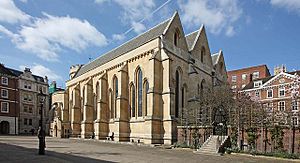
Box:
[50, 12, 227, 144]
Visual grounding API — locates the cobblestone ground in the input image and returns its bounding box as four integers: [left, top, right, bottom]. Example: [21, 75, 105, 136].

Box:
[0, 136, 297, 163]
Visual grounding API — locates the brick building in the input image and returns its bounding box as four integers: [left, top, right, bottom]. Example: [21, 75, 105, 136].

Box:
[241, 67, 300, 153]
[0, 64, 19, 135]
[227, 65, 271, 91]
[9, 68, 49, 134]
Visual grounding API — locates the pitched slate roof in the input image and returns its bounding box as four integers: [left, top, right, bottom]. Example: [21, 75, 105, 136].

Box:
[243, 70, 300, 90]
[185, 31, 198, 51]
[211, 53, 220, 65]
[242, 76, 273, 90]
[8, 68, 45, 82]
[73, 18, 172, 79]
[0, 64, 17, 77]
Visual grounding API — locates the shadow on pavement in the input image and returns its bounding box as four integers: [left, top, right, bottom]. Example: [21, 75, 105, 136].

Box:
[0, 143, 115, 163]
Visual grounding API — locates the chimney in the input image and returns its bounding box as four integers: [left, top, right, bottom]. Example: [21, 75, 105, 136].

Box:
[24, 67, 31, 73]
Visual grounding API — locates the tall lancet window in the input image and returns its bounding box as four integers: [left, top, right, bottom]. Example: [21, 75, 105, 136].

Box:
[201, 47, 205, 63]
[175, 70, 180, 118]
[113, 76, 118, 118]
[130, 84, 135, 117]
[143, 80, 149, 116]
[137, 68, 143, 117]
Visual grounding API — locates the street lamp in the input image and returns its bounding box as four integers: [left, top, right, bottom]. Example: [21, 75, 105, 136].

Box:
[38, 88, 46, 155]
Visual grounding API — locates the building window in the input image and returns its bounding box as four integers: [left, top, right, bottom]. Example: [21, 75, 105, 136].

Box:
[1, 77, 8, 85]
[231, 75, 237, 82]
[1, 89, 8, 98]
[279, 88, 285, 97]
[111, 76, 118, 119]
[130, 84, 135, 117]
[24, 82, 27, 89]
[24, 118, 28, 125]
[175, 70, 180, 118]
[231, 85, 237, 90]
[242, 74, 247, 80]
[292, 100, 298, 111]
[266, 103, 273, 112]
[254, 81, 262, 88]
[173, 30, 179, 46]
[137, 68, 143, 117]
[255, 91, 260, 98]
[278, 101, 285, 111]
[1, 102, 9, 113]
[28, 83, 31, 89]
[253, 71, 260, 79]
[292, 117, 298, 125]
[28, 95, 32, 102]
[267, 89, 273, 98]
[24, 94, 28, 101]
[24, 105, 28, 112]
[143, 80, 149, 116]
[201, 47, 205, 63]
[29, 106, 33, 113]
[29, 119, 32, 125]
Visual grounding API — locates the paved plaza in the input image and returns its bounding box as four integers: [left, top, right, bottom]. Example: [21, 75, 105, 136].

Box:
[0, 136, 297, 163]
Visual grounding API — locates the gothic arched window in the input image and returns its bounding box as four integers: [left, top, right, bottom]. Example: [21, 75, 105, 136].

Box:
[201, 47, 205, 63]
[175, 70, 180, 118]
[130, 84, 135, 117]
[137, 68, 143, 117]
[143, 80, 149, 116]
[113, 76, 118, 118]
[174, 29, 180, 47]
[94, 82, 99, 121]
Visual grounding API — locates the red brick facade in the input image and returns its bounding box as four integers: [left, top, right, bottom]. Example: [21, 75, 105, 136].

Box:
[241, 71, 300, 153]
[227, 65, 271, 91]
[0, 64, 19, 134]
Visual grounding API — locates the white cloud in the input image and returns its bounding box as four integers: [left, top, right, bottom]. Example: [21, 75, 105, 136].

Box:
[178, 0, 242, 36]
[20, 64, 62, 81]
[94, 0, 110, 4]
[1, 13, 108, 61]
[270, 0, 300, 14]
[225, 26, 235, 37]
[96, 0, 156, 34]
[112, 33, 125, 41]
[19, 0, 28, 3]
[131, 21, 146, 34]
[0, 0, 31, 24]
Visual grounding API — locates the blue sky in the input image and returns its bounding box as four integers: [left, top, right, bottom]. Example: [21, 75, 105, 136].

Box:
[0, 0, 300, 88]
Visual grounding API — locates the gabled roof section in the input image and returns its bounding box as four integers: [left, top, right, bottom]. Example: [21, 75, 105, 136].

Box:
[74, 17, 172, 79]
[185, 31, 198, 51]
[243, 71, 300, 90]
[211, 50, 222, 66]
[242, 76, 273, 90]
[8, 68, 45, 82]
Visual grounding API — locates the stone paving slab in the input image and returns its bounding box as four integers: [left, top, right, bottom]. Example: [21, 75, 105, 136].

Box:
[0, 136, 297, 163]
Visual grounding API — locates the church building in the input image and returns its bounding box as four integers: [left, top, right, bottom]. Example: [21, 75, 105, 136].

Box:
[50, 12, 227, 145]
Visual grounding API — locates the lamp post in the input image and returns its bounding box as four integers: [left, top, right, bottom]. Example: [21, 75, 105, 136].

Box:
[38, 89, 46, 155]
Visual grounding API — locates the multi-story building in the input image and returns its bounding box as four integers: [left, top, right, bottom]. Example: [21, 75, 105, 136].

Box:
[50, 12, 228, 144]
[227, 65, 271, 91]
[0, 64, 19, 135]
[9, 67, 49, 134]
[241, 67, 300, 153]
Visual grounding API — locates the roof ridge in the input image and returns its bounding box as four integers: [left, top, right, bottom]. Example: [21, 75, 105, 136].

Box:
[81, 18, 172, 69]
[185, 30, 198, 37]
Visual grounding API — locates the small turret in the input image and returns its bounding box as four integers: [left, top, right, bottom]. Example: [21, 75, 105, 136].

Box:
[274, 65, 286, 75]
[69, 64, 82, 79]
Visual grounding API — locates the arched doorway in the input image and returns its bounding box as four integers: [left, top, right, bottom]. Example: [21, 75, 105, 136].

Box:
[0, 121, 10, 134]
[212, 108, 228, 136]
